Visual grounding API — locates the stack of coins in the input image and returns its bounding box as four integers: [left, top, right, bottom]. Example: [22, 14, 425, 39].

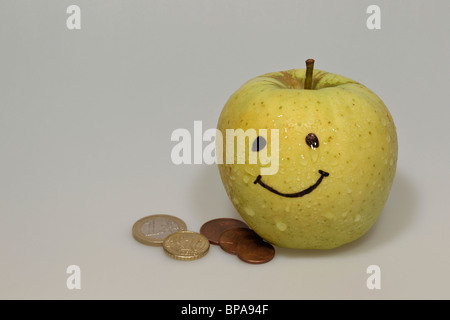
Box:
[132, 214, 210, 261]
[200, 218, 275, 264]
[132, 215, 275, 264]
[199, 218, 249, 245]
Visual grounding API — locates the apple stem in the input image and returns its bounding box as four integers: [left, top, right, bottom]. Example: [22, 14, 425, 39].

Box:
[304, 59, 315, 90]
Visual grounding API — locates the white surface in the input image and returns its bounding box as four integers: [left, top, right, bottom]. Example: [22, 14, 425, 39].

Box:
[1, 0, 449, 299]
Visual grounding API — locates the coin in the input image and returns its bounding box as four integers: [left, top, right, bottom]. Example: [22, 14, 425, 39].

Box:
[132, 214, 187, 246]
[200, 218, 249, 245]
[163, 231, 210, 261]
[237, 240, 275, 264]
[219, 227, 262, 255]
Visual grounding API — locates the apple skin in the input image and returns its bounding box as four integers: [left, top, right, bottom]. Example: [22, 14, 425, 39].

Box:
[217, 68, 397, 249]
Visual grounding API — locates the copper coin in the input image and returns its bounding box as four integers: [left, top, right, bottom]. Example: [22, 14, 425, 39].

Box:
[219, 227, 262, 255]
[200, 218, 249, 245]
[237, 240, 275, 264]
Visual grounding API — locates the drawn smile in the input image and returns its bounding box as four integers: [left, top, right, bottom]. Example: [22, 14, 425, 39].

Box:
[253, 170, 329, 198]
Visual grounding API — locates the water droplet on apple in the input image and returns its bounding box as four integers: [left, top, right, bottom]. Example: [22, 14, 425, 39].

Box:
[299, 154, 308, 166]
[244, 207, 255, 216]
[311, 149, 320, 163]
[244, 166, 258, 176]
[323, 212, 335, 220]
[276, 222, 287, 231]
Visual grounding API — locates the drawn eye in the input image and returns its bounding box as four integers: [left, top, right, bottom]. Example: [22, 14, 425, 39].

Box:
[252, 136, 267, 152]
[305, 133, 319, 149]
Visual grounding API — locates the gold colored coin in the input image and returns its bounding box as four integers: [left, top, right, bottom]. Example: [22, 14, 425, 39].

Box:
[132, 214, 187, 246]
[163, 231, 210, 261]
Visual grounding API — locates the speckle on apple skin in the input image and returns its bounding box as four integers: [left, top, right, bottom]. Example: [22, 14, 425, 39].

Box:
[217, 68, 398, 249]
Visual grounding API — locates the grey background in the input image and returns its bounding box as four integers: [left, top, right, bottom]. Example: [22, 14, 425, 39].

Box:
[1, 0, 449, 299]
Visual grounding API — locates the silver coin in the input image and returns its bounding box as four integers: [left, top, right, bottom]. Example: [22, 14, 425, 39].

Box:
[132, 214, 187, 246]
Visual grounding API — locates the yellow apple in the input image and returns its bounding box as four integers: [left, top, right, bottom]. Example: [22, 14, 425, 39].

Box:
[217, 60, 397, 249]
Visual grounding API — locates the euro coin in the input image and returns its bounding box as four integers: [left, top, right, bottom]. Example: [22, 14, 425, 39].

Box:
[219, 227, 262, 255]
[237, 240, 275, 264]
[163, 231, 210, 261]
[200, 218, 249, 245]
[132, 214, 187, 246]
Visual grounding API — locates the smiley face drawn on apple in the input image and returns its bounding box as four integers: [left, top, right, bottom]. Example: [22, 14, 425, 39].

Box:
[251, 134, 330, 198]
